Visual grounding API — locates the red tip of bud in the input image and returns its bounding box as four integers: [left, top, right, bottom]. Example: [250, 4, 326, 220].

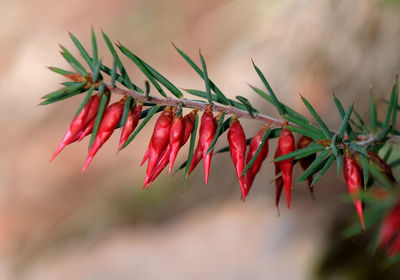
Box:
[82, 155, 94, 173]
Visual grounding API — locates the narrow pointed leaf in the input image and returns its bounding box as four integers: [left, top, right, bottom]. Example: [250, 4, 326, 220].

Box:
[42, 82, 87, 99]
[369, 92, 377, 132]
[138, 58, 183, 98]
[333, 96, 356, 138]
[389, 158, 400, 168]
[69, 32, 93, 69]
[236, 96, 256, 118]
[353, 110, 369, 134]
[111, 56, 117, 87]
[140, 106, 164, 119]
[383, 82, 397, 130]
[359, 153, 369, 188]
[48, 66, 74, 76]
[199, 52, 213, 104]
[252, 61, 286, 115]
[102, 32, 138, 91]
[283, 115, 325, 137]
[301, 96, 332, 138]
[91, 28, 98, 70]
[285, 125, 326, 140]
[206, 112, 226, 155]
[117, 44, 167, 97]
[75, 86, 94, 117]
[173, 43, 230, 105]
[311, 154, 335, 186]
[119, 96, 132, 127]
[392, 77, 398, 129]
[250, 85, 307, 122]
[338, 105, 353, 139]
[275, 143, 325, 162]
[40, 91, 84, 105]
[336, 152, 343, 176]
[241, 127, 271, 176]
[89, 88, 108, 149]
[120, 105, 161, 150]
[383, 144, 393, 162]
[348, 143, 368, 157]
[184, 89, 249, 111]
[183, 113, 199, 186]
[60, 45, 88, 76]
[297, 149, 331, 182]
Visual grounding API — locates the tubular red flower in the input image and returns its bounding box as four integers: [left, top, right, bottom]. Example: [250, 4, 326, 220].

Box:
[189, 107, 217, 184]
[146, 144, 171, 188]
[118, 102, 143, 150]
[343, 150, 365, 230]
[297, 135, 316, 197]
[168, 112, 185, 174]
[244, 125, 269, 197]
[277, 125, 295, 209]
[227, 118, 247, 199]
[51, 94, 100, 161]
[142, 107, 172, 187]
[182, 109, 198, 144]
[274, 150, 284, 210]
[82, 98, 125, 172]
[379, 201, 400, 256]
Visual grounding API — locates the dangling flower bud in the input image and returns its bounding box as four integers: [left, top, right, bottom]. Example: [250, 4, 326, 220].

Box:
[227, 117, 247, 199]
[276, 124, 295, 209]
[274, 150, 284, 211]
[343, 149, 365, 230]
[244, 125, 269, 197]
[51, 94, 100, 161]
[297, 135, 316, 198]
[142, 107, 172, 187]
[379, 201, 400, 256]
[82, 98, 125, 172]
[118, 102, 143, 150]
[168, 110, 185, 174]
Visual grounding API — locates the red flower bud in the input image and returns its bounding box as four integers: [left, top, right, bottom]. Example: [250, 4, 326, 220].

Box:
[118, 102, 143, 150]
[146, 144, 171, 188]
[189, 107, 217, 184]
[51, 94, 100, 161]
[343, 150, 365, 230]
[182, 109, 198, 144]
[82, 98, 125, 172]
[227, 118, 247, 199]
[297, 135, 316, 198]
[379, 201, 400, 256]
[167, 112, 185, 174]
[244, 125, 269, 197]
[274, 150, 284, 210]
[142, 107, 172, 187]
[276, 125, 295, 209]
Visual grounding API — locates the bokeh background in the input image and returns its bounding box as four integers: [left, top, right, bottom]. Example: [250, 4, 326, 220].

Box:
[1, 0, 400, 279]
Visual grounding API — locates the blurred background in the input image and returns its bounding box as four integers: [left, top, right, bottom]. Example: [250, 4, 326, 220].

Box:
[1, 0, 400, 279]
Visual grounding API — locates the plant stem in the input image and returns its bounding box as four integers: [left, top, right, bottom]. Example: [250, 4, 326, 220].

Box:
[106, 82, 400, 146]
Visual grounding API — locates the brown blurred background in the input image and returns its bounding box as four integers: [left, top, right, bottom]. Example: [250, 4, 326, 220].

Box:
[1, 0, 400, 279]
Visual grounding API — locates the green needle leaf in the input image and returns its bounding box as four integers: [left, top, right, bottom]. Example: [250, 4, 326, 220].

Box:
[275, 143, 325, 162]
[311, 154, 335, 186]
[283, 115, 325, 137]
[119, 96, 132, 128]
[89, 87, 108, 149]
[136, 56, 184, 98]
[60, 45, 88, 76]
[353, 109, 369, 134]
[48, 66, 74, 76]
[184, 89, 250, 111]
[91, 28, 98, 70]
[369, 92, 377, 132]
[111, 56, 117, 88]
[359, 154, 370, 188]
[206, 113, 226, 155]
[285, 125, 326, 140]
[102, 32, 138, 91]
[172, 43, 230, 105]
[333, 95, 356, 138]
[338, 105, 353, 139]
[249, 85, 307, 122]
[199, 51, 213, 104]
[252, 60, 286, 115]
[120, 105, 161, 150]
[42, 82, 87, 99]
[236, 96, 256, 118]
[183, 113, 199, 186]
[392, 76, 398, 129]
[297, 149, 331, 182]
[117, 44, 167, 98]
[301, 96, 332, 138]
[383, 82, 397, 131]
[348, 143, 368, 157]
[75, 86, 94, 117]
[69, 32, 93, 70]
[241, 127, 271, 176]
